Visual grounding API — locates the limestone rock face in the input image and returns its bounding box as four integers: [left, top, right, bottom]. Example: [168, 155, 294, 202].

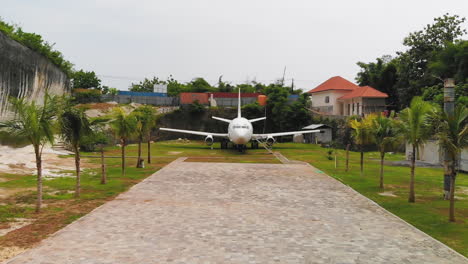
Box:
[0, 31, 70, 120]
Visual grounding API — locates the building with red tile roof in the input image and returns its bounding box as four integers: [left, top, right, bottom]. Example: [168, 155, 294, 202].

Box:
[307, 76, 359, 94]
[338, 86, 388, 100]
[307, 76, 388, 116]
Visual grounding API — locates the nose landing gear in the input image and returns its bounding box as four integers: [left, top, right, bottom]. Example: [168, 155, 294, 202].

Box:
[236, 144, 246, 153]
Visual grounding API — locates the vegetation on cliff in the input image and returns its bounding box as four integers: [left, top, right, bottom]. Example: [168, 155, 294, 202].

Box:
[0, 17, 74, 77]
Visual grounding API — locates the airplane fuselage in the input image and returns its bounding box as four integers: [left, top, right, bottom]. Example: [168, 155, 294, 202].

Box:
[228, 117, 253, 145]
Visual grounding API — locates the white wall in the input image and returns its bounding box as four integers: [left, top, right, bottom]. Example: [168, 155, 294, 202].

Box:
[341, 98, 363, 116]
[405, 140, 468, 172]
[311, 90, 349, 115]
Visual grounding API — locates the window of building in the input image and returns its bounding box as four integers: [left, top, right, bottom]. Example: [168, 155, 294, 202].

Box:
[325, 96, 330, 103]
[357, 103, 360, 115]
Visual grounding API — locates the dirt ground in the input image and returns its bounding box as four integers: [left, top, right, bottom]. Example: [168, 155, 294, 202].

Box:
[0, 145, 98, 178]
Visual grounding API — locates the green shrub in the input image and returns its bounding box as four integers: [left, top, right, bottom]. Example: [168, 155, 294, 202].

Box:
[80, 130, 110, 152]
[72, 90, 102, 104]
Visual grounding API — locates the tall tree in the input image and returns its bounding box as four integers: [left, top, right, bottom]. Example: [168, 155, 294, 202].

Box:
[111, 108, 137, 176]
[397, 14, 466, 108]
[0, 95, 56, 212]
[72, 70, 101, 89]
[132, 106, 156, 167]
[429, 40, 468, 84]
[188, 77, 213, 93]
[349, 115, 374, 176]
[433, 105, 468, 222]
[370, 113, 402, 188]
[356, 56, 400, 110]
[58, 106, 92, 197]
[399, 97, 436, 203]
[264, 85, 290, 133]
[355, 14, 467, 109]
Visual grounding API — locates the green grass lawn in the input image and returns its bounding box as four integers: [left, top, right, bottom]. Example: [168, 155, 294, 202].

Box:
[276, 142, 468, 257]
[0, 140, 466, 257]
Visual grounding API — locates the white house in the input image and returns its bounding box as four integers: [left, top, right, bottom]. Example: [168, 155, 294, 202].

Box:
[307, 76, 388, 116]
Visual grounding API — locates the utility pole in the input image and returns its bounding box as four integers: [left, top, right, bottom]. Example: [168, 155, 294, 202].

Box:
[443, 78, 455, 200]
[291, 78, 294, 93]
[281, 66, 286, 86]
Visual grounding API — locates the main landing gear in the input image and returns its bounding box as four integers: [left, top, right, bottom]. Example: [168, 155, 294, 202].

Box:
[220, 141, 259, 152]
[251, 141, 259, 149]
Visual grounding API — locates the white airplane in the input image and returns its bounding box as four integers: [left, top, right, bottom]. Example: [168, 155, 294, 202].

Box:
[159, 89, 322, 151]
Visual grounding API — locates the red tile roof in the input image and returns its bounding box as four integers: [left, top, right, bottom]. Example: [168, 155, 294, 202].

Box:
[338, 86, 388, 100]
[307, 76, 359, 93]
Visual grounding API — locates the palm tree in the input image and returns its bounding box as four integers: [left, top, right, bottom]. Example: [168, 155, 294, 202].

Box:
[0, 95, 56, 212]
[58, 106, 92, 198]
[370, 113, 402, 189]
[434, 105, 468, 222]
[111, 107, 137, 176]
[349, 115, 374, 176]
[399, 97, 435, 203]
[132, 106, 156, 167]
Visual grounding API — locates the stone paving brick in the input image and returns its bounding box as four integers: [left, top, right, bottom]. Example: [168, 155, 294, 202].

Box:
[6, 158, 468, 264]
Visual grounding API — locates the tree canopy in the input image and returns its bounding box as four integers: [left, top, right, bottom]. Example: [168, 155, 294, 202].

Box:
[356, 13, 467, 110]
[72, 70, 101, 89]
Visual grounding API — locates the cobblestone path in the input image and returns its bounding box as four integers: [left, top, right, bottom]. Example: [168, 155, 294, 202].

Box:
[7, 158, 468, 264]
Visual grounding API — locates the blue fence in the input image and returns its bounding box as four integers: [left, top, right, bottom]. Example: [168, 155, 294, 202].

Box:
[118, 91, 168, 97]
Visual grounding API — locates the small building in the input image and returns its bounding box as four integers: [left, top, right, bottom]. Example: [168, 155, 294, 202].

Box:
[307, 76, 388, 116]
[302, 124, 332, 144]
[406, 140, 468, 172]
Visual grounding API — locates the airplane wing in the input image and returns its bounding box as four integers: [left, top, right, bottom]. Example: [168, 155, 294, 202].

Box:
[253, 129, 321, 139]
[159, 128, 228, 138]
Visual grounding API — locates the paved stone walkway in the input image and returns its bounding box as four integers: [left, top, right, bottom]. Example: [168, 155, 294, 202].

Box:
[7, 158, 468, 264]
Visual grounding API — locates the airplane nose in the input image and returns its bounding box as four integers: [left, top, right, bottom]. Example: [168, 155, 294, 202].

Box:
[237, 137, 247, 144]
[235, 131, 250, 144]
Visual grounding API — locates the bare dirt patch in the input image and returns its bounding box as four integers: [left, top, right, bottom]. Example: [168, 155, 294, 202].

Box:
[0, 188, 35, 200]
[0, 145, 98, 178]
[0, 219, 33, 237]
[378, 191, 398, 197]
[184, 156, 279, 163]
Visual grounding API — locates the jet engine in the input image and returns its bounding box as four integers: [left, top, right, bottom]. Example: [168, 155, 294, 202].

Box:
[266, 136, 276, 147]
[204, 135, 214, 146]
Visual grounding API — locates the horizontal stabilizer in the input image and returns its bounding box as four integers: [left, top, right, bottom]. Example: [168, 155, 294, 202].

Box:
[249, 117, 266, 123]
[212, 116, 232, 123]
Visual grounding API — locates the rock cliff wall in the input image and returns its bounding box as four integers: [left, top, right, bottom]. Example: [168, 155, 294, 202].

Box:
[0, 31, 70, 120]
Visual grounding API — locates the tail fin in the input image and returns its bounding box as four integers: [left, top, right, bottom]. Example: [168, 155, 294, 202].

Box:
[237, 87, 241, 118]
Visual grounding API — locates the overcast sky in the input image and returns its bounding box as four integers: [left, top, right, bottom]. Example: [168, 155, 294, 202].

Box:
[2, 0, 467, 91]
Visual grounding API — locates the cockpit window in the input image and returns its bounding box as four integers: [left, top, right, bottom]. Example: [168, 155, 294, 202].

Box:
[233, 125, 249, 129]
